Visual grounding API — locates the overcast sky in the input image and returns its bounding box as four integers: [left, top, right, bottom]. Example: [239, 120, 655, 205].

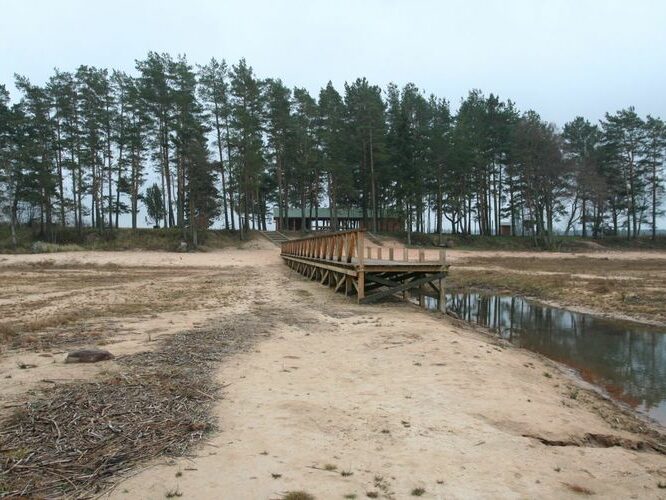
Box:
[2, 0, 665, 126]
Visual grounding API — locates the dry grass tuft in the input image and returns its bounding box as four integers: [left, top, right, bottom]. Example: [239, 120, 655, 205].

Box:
[282, 492, 315, 500]
[0, 323, 17, 343]
[563, 482, 594, 495]
[164, 487, 183, 498]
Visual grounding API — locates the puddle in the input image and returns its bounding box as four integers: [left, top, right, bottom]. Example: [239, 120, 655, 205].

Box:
[423, 291, 666, 426]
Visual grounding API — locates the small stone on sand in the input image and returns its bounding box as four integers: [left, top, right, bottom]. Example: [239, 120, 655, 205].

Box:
[64, 349, 114, 364]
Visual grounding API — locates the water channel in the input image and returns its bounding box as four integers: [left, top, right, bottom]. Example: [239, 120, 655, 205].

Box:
[423, 291, 666, 425]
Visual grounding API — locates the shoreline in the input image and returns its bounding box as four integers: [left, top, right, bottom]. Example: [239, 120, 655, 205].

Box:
[424, 300, 666, 433]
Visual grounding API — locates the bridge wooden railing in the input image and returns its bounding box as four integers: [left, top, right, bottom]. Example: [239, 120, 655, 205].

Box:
[280, 229, 446, 266]
[281, 229, 448, 303]
[281, 229, 365, 265]
[362, 246, 446, 263]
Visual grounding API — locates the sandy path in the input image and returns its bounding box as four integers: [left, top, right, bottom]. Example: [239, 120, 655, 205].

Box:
[103, 250, 666, 499]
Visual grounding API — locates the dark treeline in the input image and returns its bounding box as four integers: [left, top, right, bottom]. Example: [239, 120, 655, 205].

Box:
[1, 52, 665, 248]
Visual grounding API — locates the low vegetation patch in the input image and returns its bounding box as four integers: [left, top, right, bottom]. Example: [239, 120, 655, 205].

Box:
[0, 225, 257, 253]
[282, 492, 315, 500]
[448, 261, 666, 324]
[0, 263, 251, 347]
[381, 231, 666, 252]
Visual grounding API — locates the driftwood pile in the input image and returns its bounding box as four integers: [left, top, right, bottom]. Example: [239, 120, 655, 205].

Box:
[0, 317, 264, 498]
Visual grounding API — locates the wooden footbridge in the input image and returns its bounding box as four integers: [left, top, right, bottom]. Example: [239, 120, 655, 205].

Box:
[281, 229, 449, 305]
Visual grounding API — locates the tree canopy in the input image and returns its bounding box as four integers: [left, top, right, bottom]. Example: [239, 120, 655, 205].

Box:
[1, 53, 665, 248]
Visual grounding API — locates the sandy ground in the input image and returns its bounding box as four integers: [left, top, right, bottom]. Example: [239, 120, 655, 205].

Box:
[1, 245, 666, 499]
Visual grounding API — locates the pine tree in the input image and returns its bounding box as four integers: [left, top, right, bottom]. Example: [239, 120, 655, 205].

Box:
[265, 78, 293, 230]
[428, 96, 452, 240]
[292, 87, 319, 230]
[14, 75, 56, 238]
[171, 55, 218, 244]
[562, 117, 603, 236]
[143, 182, 164, 228]
[602, 108, 647, 238]
[229, 59, 264, 238]
[317, 82, 346, 230]
[344, 78, 386, 231]
[0, 85, 21, 247]
[643, 116, 666, 240]
[136, 52, 176, 228]
[75, 66, 110, 229]
[198, 58, 233, 229]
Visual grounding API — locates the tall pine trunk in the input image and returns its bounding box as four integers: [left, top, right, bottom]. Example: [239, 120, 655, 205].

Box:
[213, 108, 230, 229]
[369, 128, 377, 232]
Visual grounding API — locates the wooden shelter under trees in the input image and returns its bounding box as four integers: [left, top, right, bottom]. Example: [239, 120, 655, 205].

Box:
[273, 208, 403, 232]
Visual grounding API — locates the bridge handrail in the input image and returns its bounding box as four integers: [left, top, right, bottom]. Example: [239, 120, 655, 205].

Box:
[280, 229, 365, 265]
[280, 229, 446, 266]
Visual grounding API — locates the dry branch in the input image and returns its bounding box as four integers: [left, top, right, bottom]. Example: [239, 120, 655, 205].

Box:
[0, 315, 268, 498]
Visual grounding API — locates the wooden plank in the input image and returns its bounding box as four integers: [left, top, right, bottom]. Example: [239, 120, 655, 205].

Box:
[362, 264, 445, 273]
[357, 271, 365, 301]
[438, 277, 445, 311]
[357, 231, 365, 268]
[281, 256, 358, 276]
[335, 273, 346, 292]
[365, 273, 411, 288]
[361, 272, 447, 304]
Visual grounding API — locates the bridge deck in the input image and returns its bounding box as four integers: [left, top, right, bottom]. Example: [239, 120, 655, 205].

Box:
[281, 230, 448, 304]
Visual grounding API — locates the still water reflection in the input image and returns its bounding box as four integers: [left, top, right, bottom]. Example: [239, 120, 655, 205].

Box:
[424, 292, 666, 425]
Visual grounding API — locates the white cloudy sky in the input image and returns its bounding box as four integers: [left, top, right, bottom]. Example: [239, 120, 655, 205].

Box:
[2, 0, 665, 125]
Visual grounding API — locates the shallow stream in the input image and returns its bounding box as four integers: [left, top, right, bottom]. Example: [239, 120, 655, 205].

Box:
[423, 291, 666, 425]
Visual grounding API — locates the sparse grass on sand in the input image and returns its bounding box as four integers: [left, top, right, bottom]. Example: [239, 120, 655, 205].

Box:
[449, 254, 666, 324]
[0, 263, 250, 347]
[374, 231, 666, 252]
